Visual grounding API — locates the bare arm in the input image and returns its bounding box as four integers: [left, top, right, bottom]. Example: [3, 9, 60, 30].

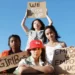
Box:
[21, 11, 29, 33]
[18, 64, 54, 74]
[46, 14, 53, 26]
[46, 9, 53, 26]
[31, 65, 54, 73]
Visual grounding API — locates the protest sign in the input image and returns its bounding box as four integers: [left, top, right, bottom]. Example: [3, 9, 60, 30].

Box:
[27, 1, 46, 18]
[0, 51, 29, 72]
[52, 47, 75, 75]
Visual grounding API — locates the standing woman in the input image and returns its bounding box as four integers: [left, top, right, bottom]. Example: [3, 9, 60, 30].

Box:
[44, 25, 67, 64]
[0, 34, 22, 73]
[21, 10, 53, 50]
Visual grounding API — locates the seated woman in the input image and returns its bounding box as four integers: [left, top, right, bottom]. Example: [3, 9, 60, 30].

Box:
[44, 25, 67, 64]
[0, 34, 22, 73]
[14, 40, 54, 75]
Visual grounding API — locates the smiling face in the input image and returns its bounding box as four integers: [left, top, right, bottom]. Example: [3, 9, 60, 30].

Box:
[33, 20, 42, 30]
[30, 48, 42, 59]
[45, 28, 56, 41]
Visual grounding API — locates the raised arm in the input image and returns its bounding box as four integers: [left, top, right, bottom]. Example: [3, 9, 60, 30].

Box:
[46, 9, 53, 26]
[21, 11, 29, 33]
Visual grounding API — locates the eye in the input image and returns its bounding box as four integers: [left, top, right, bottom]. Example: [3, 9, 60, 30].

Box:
[10, 40, 14, 43]
[50, 31, 53, 34]
[47, 33, 49, 35]
[46, 32, 49, 35]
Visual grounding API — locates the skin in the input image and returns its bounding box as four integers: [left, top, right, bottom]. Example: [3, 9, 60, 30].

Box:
[30, 48, 42, 64]
[45, 27, 66, 47]
[18, 48, 54, 74]
[9, 37, 20, 53]
[0, 36, 21, 73]
[45, 28, 56, 42]
[21, 10, 52, 33]
[33, 20, 42, 31]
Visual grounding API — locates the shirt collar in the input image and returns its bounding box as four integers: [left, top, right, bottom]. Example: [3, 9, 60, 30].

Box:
[27, 56, 44, 66]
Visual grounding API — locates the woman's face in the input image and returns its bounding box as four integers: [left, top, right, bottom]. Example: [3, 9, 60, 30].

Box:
[45, 28, 56, 41]
[33, 20, 42, 30]
[30, 48, 42, 59]
[9, 37, 20, 50]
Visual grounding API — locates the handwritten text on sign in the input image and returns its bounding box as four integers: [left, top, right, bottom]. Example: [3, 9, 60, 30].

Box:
[0, 51, 28, 72]
[52, 47, 75, 74]
[27, 2, 46, 18]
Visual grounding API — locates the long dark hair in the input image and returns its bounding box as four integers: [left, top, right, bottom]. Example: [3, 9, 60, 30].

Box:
[41, 48, 46, 62]
[30, 19, 47, 43]
[30, 19, 45, 30]
[8, 34, 21, 49]
[44, 25, 60, 42]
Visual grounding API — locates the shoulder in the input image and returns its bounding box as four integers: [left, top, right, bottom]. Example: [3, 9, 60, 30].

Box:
[28, 30, 35, 34]
[20, 59, 26, 63]
[44, 42, 49, 47]
[18, 58, 26, 66]
[18, 57, 31, 66]
[44, 44, 47, 48]
[59, 41, 67, 48]
[44, 44, 46, 47]
[26, 30, 33, 35]
[0, 50, 9, 57]
[44, 43, 50, 50]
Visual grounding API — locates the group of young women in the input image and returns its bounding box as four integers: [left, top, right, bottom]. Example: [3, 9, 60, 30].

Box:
[21, 10, 66, 64]
[0, 10, 67, 75]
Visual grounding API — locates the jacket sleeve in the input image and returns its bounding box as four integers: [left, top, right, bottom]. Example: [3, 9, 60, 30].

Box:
[0, 50, 9, 57]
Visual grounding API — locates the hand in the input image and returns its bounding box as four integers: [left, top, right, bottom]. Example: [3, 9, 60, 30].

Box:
[18, 64, 30, 74]
[46, 8, 48, 15]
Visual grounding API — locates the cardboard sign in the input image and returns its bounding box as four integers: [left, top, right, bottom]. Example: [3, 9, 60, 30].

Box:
[52, 47, 75, 75]
[27, 1, 46, 18]
[0, 51, 29, 72]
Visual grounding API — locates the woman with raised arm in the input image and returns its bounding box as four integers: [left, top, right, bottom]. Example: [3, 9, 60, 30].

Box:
[21, 10, 53, 50]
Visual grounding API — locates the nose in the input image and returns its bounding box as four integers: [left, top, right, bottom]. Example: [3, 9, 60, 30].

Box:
[12, 41, 16, 45]
[48, 33, 51, 37]
[36, 23, 38, 26]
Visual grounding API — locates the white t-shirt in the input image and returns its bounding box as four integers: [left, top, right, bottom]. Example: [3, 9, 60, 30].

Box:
[45, 44, 62, 64]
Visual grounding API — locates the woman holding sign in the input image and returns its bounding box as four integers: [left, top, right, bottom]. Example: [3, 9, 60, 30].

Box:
[0, 34, 22, 73]
[44, 25, 67, 64]
[14, 40, 54, 74]
[21, 10, 53, 50]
